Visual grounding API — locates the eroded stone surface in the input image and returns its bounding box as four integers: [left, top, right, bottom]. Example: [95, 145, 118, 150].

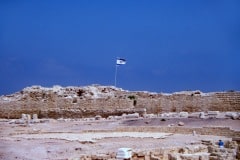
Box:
[0, 85, 239, 119]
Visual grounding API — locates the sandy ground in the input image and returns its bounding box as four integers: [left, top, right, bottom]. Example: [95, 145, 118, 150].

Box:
[0, 118, 239, 160]
[122, 117, 240, 130]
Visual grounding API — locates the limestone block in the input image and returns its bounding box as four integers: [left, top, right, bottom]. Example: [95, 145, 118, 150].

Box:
[168, 153, 178, 160]
[225, 112, 233, 118]
[26, 114, 31, 120]
[207, 111, 219, 117]
[192, 130, 197, 136]
[144, 114, 156, 118]
[159, 113, 164, 117]
[150, 154, 160, 160]
[95, 115, 102, 120]
[178, 121, 185, 126]
[180, 154, 209, 160]
[225, 112, 239, 120]
[114, 116, 122, 120]
[188, 112, 201, 118]
[143, 108, 147, 113]
[126, 113, 139, 119]
[199, 112, 205, 119]
[135, 108, 147, 117]
[121, 113, 127, 118]
[202, 140, 213, 146]
[107, 116, 114, 120]
[161, 113, 170, 117]
[168, 112, 178, 117]
[216, 112, 226, 119]
[21, 114, 27, 120]
[9, 120, 16, 124]
[209, 155, 218, 160]
[179, 112, 189, 118]
[186, 145, 208, 154]
[225, 140, 238, 149]
[15, 119, 25, 124]
[33, 114, 38, 119]
[231, 113, 239, 120]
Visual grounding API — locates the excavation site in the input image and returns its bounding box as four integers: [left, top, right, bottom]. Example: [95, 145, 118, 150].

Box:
[0, 85, 240, 160]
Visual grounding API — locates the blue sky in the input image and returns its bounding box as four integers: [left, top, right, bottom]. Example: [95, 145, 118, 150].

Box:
[0, 0, 240, 95]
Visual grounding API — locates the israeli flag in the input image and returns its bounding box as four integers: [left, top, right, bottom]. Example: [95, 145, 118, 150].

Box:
[116, 58, 126, 65]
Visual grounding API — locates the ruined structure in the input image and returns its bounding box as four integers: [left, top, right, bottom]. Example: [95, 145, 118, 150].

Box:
[0, 85, 239, 119]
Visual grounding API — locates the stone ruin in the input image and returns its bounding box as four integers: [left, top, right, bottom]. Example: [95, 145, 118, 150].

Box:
[1, 85, 240, 159]
[70, 140, 240, 160]
[10, 113, 40, 125]
[0, 85, 239, 119]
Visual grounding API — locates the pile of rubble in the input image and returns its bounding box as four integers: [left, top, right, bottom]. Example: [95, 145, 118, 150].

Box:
[1, 85, 239, 119]
[8, 110, 240, 126]
[107, 111, 240, 120]
[159, 111, 240, 120]
[70, 140, 240, 160]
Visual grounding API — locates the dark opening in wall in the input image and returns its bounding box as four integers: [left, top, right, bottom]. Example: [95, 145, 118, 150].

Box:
[77, 89, 85, 97]
[133, 100, 137, 106]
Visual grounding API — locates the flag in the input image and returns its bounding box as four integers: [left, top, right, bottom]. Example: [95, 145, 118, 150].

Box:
[116, 58, 126, 65]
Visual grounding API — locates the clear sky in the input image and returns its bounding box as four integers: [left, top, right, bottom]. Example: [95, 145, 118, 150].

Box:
[0, 0, 240, 95]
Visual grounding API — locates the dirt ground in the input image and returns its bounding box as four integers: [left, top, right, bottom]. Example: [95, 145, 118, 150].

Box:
[0, 117, 239, 160]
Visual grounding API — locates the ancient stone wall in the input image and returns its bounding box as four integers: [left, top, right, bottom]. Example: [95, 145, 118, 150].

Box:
[0, 86, 239, 118]
[134, 91, 240, 114]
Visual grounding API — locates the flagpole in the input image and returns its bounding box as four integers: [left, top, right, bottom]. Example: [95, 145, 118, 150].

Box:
[114, 64, 118, 87]
[114, 57, 126, 87]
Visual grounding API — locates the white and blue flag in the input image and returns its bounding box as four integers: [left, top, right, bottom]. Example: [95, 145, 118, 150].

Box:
[116, 58, 126, 65]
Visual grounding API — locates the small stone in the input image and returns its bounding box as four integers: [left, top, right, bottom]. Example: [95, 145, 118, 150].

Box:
[192, 130, 196, 136]
[231, 113, 239, 120]
[199, 112, 205, 119]
[178, 121, 184, 126]
[95, 115, 102, 120]
[21, 114, 27, 120]
[168, 124, 175, 127]
[145, 121, 150, 124]
[9, 120, 16, 124]
[33, 114, 38, 120]
[126, 113, 140, 119]
[179, 112, 189, 118]
[15, 119, 25, 124]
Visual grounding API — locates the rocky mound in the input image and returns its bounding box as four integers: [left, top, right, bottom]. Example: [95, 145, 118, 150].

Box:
[0, 85, 239, 119]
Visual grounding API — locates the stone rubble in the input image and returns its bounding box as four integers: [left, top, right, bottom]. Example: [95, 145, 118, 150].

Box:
[0, 85, 239, 159]
[0, 85, 239, 119]
[178, 122, 185, 126]
[69, 140, 240, 160]
[179, 112, 188, 118]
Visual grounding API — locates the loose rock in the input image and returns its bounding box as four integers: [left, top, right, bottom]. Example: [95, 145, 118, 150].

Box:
[178, 121, 185, 126]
